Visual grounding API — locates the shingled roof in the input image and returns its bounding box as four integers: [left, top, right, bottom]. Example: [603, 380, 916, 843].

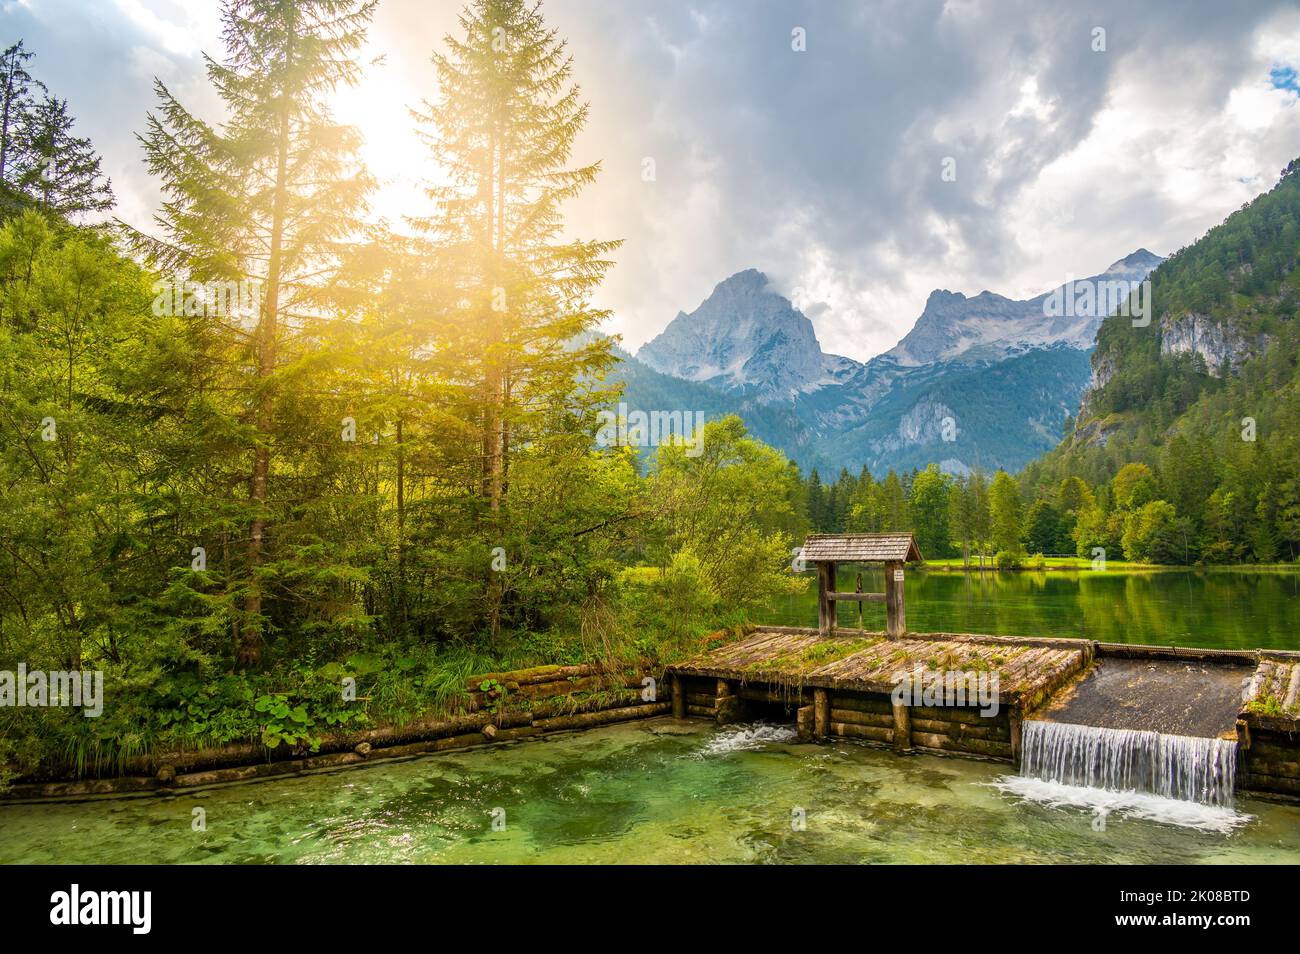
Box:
[799, 532, 922, 564]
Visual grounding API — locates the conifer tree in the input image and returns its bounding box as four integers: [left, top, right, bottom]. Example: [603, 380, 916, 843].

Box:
[15, 94, 114, 216]
[413, 0, 620, 516]
[0, 41, 38, 195]
[128, 0, 376, 666]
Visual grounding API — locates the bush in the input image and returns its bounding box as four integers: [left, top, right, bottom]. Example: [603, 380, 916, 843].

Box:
[994, 549, 1024, 570]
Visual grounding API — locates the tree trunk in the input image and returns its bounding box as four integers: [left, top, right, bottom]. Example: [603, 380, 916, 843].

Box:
[239, 31, 294, 669]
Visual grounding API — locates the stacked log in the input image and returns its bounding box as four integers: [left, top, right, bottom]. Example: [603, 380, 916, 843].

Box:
[1242, 729, 1300, 796]
[4, 661, 675, 801]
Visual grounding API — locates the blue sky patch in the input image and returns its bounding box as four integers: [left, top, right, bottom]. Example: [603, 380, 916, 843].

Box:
[1270, 64, 1299, 95]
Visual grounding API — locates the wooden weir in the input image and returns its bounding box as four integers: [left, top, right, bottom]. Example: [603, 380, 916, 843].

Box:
[664, 534, 1101, 761]
[667, 624, 1093, 761]
[664, 531, 1300, 797]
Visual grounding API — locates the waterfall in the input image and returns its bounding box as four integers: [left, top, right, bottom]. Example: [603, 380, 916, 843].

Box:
[1019, 720, 1238, 807]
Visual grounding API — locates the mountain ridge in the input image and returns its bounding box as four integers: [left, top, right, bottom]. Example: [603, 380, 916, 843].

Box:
[618, 249, 1161, 475]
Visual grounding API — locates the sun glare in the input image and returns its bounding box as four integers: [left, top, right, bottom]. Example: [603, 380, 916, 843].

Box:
[329, 53, 432, 229]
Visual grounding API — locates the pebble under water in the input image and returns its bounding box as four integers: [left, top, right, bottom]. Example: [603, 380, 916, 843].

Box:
[2, 718, 1299, 864]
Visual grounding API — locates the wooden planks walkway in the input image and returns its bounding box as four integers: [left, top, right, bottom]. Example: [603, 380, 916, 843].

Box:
[668, 625, 1092, 709]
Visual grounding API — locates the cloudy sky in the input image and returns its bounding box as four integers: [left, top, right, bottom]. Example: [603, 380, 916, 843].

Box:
[6, 0, 1300, 361]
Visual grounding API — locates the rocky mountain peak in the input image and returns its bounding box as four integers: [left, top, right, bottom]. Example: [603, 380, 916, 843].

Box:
[636, 268, 857, 401]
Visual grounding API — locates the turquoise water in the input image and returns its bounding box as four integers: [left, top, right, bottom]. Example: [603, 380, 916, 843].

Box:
[758, 567, 1300, 650]
[3, 719, 1298, 864]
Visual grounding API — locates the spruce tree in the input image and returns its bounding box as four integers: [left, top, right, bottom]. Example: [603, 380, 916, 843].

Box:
[14, 94, 114, 216]
[0, 41, 38, 196]
[413, 0, 620, 516]
[127, 0, 376, 666]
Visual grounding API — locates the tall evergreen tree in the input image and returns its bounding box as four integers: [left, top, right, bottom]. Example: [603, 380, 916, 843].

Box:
[413, 0, 619, 517]
[949, 475, 976, 566]
[969, 469, 992, 566]
[0, 41, 38, 196]
[880, 470, 907, 531]
[127, 0, 377, 666]
[806, 469, 827, 531]
[14, 94, 113, 216]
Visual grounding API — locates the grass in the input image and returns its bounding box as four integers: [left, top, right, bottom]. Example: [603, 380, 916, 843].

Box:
[920, 557, 1300, 572]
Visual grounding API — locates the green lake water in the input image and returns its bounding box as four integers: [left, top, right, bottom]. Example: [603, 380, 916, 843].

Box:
[759, 567, 1300, 651]
[3, 719, 1299, 864]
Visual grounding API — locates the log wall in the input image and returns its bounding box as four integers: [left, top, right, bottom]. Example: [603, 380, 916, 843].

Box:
[4, 663, 674, 801]
[1239, 721, 1300, 798]
[822, 690, 1013, 761]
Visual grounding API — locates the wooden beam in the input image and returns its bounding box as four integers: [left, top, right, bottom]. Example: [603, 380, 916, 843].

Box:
[826, 591, 887, 602]
[891, 698, 912, 752]
[796, 705, 815, 742]
[817, 562, 836, 635]
[716, 679, 742, 724]
[884, 560, 905, 638]
[813, 688, 830, 740]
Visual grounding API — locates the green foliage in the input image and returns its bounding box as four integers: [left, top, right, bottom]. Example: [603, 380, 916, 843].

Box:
[993, 550, 1023, 570]
[989, 470, 1024, 557]
[908, 465, 952, 559]
[649, 416, 805, 612]
[1021, 157, 1300, 567]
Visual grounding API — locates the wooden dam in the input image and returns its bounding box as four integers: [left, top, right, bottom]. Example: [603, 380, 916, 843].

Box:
[664, 533, 1300, 801]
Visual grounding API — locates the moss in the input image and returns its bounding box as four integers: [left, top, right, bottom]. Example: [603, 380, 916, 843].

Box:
[1247, 694, 1286, 717]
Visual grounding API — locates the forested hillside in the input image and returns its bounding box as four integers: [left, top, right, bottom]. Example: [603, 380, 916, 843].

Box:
[1019, 159, 1300, 563]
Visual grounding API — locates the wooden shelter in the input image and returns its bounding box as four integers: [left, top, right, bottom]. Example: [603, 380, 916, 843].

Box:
[799, 533, 922, 638]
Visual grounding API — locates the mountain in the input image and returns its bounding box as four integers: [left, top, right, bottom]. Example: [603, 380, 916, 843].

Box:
[637, 268, 860, 401]
[886, 249, 1164, 366]
[618, 250, 1161, 476]
[1024, 160, 1300, 497]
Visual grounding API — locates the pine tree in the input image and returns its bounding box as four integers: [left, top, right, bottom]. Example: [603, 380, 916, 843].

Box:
[0, 41, 38, 198]
[948, 475, 975, 566]
[806, 469, 827, 531]
[413, 0, 620, 517]
[14, 94, 113, 216]
[880, 470, 907, 531]
[127, 0, 377, 666]
[970, 469, 992, 567]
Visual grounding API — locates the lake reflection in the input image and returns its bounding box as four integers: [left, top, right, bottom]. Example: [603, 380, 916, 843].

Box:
[757, 567, 1300, 651]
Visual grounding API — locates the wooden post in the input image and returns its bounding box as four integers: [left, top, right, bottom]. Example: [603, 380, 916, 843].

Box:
[813, 688, 830, 740]
[716, 679, 741, 724]
[1009, 709, 1023, 764]
[891, 698, 912, 752]
[885, 560, 905, 637]
[672, 675, 686, 720]
[796, 705, 815, 742]
[817, 562, 836, 635]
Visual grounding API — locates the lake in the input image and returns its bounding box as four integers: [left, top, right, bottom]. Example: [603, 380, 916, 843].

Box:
[757, 567, 1300, 651]
[3, 719, 1298, 864]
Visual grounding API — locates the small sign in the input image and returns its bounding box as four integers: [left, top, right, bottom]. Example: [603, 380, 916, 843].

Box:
[893, 569, 905, 582]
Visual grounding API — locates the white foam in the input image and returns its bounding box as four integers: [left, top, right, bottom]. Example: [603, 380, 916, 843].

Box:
[993, 775, 1253, 834]
[698, 722, 798, 756]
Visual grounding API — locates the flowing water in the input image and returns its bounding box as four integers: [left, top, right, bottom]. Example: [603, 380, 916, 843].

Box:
[992, 720, 1250, 835]
[3, 719, 1298, 864]
[758, 567, 1300, 651]
[1017, 721, 1238, 806]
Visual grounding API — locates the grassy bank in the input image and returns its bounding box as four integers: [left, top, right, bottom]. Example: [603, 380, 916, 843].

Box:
[919, 557, 1300, 572]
